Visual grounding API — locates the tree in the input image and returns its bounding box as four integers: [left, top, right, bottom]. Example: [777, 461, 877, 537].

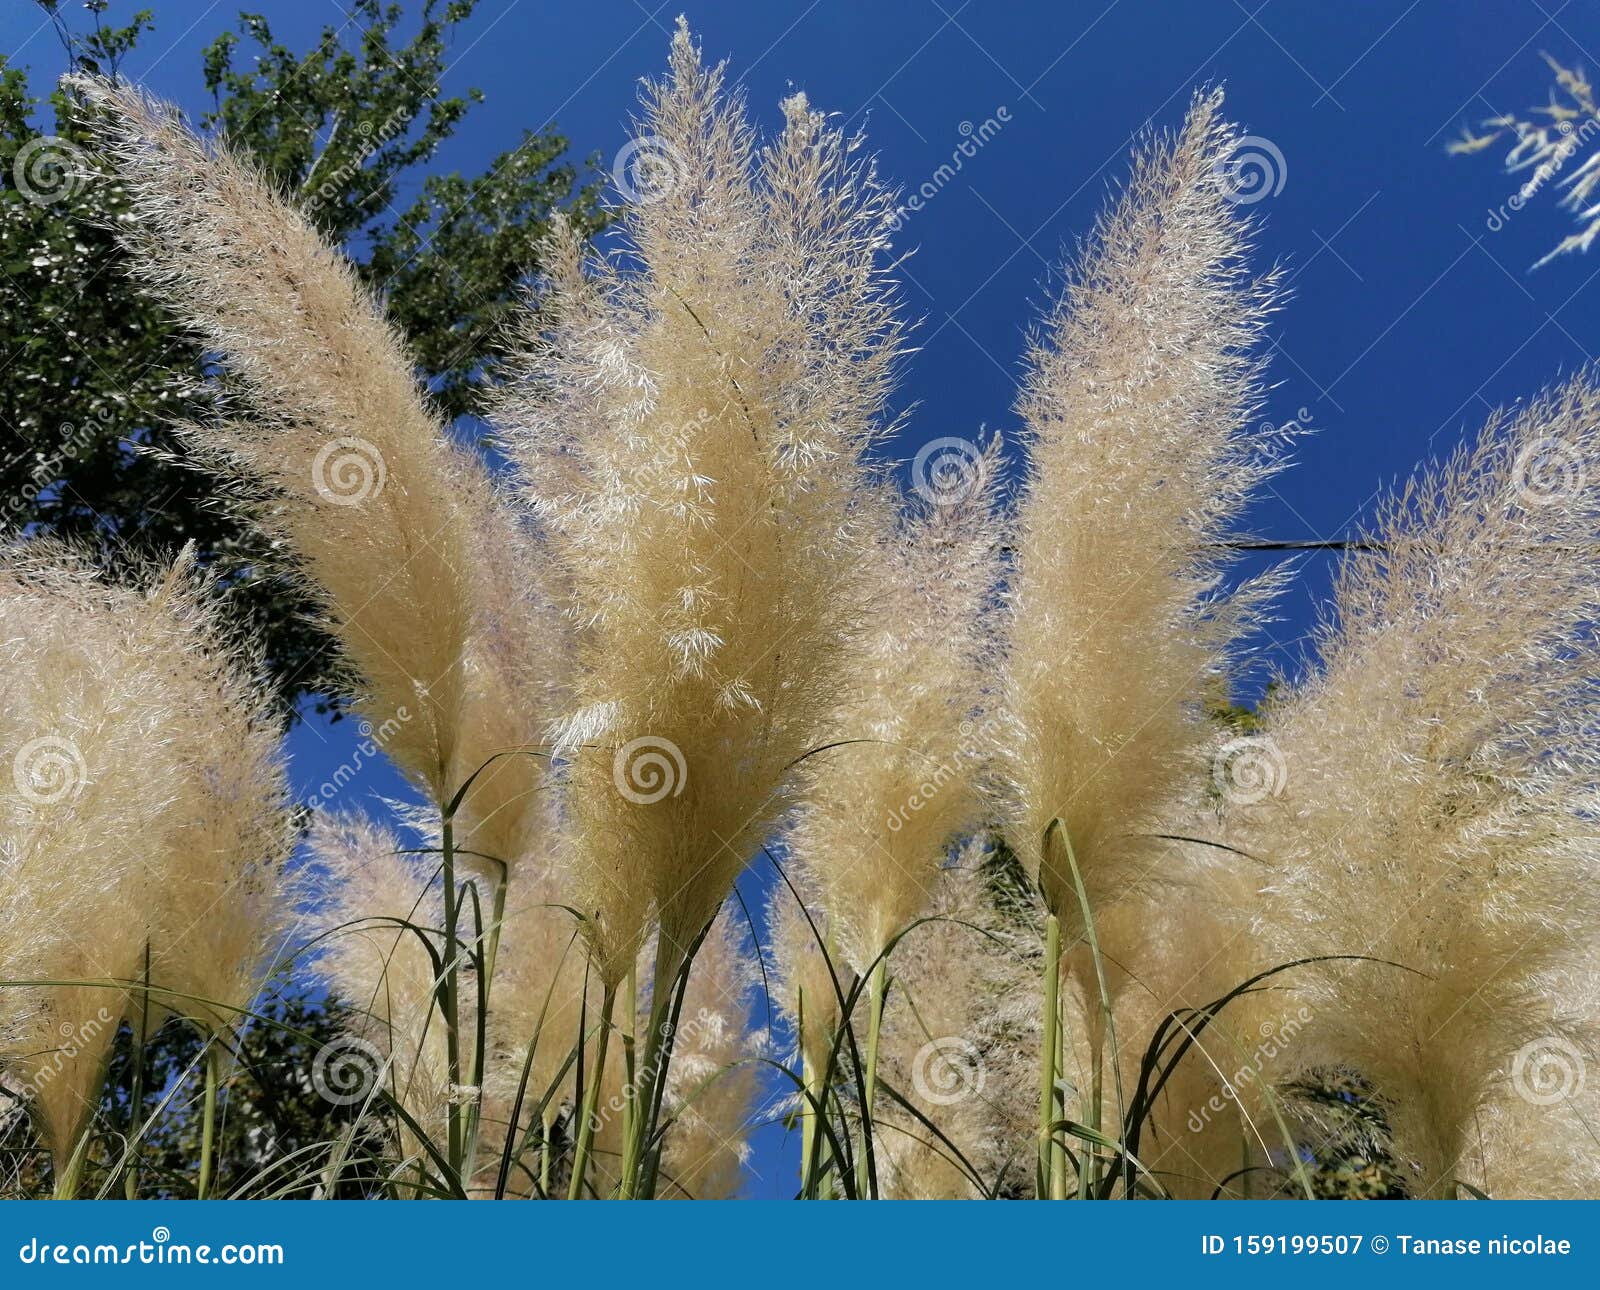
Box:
[0, 1, 606, 716]
[1, 987, 389, 1200]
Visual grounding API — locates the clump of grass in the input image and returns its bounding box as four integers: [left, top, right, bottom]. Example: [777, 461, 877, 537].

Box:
[9, 27, 1591, 1204]
[0, 544, 293, 1196]
[1238, 373, 1600, 1197]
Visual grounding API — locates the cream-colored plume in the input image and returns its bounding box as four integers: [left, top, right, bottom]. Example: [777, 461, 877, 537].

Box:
[75, 76, 478, 802]
[1243, 372, 1600, 1196]
[788, 437, 1003, 977]
[499, 20, 903, 980]
[303, 810, 458, 1184]
[996, 89, 1283, 928]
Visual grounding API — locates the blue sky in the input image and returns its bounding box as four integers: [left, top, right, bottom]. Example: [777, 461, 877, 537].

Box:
[7, 0, 1600, 1196]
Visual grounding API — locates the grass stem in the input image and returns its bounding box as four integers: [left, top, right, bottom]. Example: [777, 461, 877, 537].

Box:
[196, 1042, 222, 1200]
[568, 982, 616, 1199]
[1037, 910, 1062, 1200]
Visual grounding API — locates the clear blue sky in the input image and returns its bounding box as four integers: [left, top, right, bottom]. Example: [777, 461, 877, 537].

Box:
[7, 0, 1600, 1196]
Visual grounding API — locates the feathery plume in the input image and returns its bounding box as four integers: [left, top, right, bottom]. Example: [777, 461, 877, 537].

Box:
[139, 549, 297, 1037]
[996, 88, 1283, 927]
[787, 437, 1003, 976]
[447, 475, 571, 874]
[499, 20, 904, 979]
[73, 76, 478, 800]
[0, 560, 176, 1172]
[658, 911, 759, 1199]
[1244, 372, 1600, 1195]
[0, 543, 283, 1175]
[767, 872, 842, 1083]
[303, 810, 458, 1181]
[874, 842, 1039, 1199]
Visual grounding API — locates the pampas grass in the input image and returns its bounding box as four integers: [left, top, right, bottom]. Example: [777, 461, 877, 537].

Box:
[1239, 373, 1600, 1197]
[72, 76, 479, 802]
[496, 21, 903, 988]
[787, 439, 1004, 980]
[0, 543, 293, 1193]
[18, 26, 1594, 1203]
[996, 88, 1282, 929]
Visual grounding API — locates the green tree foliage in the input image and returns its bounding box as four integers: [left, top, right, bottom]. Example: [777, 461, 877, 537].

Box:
[1, 1, 605, 716]
[2, 988, 387, 1199]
